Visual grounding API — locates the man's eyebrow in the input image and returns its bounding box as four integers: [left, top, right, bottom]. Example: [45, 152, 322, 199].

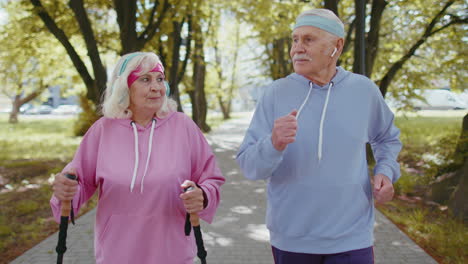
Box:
[291, 34, 314, 38]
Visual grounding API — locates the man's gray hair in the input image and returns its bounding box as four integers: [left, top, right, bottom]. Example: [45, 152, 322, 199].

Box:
[297, 9, 344, 34]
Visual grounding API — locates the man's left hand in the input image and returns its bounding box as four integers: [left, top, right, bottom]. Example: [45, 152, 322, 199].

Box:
[373, 174, 394, 204]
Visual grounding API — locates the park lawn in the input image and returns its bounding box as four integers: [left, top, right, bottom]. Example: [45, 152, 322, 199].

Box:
[377, 114, 467, 264]
[0, 115, 97, 263]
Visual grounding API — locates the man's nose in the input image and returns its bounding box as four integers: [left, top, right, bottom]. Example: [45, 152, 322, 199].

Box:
[292, 42, 306, 53]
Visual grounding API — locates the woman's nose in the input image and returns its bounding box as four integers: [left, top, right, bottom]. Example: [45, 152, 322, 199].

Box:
[150, 82, 162, 92]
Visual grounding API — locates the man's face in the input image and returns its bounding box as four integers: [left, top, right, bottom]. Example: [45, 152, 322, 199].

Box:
[290, 26, 337, 78]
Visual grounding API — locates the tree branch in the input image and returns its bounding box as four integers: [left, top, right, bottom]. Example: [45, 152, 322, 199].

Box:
[29, 0, 94, 95]
[378, 0, 459, 97]
[366, 0, 387, 77]
[69, 0, 107, 100]
[113, 0, 137, 53]
[137, 0, 171, 49]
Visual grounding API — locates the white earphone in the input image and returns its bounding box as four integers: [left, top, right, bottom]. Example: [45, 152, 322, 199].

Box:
[331, 47, 337, 58]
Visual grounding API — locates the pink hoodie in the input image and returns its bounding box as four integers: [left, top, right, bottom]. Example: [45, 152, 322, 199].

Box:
[50, 112, 225, 263]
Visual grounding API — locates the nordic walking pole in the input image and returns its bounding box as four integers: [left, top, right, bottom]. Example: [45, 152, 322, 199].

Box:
[184, 186, 207, 264]
[56, 173, 77, 264]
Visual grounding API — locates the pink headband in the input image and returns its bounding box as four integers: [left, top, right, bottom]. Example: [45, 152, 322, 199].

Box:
[127, 63, 165, 88]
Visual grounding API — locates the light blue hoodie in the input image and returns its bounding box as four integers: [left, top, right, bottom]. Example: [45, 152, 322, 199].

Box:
[236, 67, 402, 254]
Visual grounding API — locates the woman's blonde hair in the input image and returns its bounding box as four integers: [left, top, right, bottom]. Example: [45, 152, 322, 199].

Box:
[101, 52, 177, 119]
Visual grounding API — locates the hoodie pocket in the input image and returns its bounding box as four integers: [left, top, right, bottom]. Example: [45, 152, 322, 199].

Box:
[96, 214, 194, 263]
[267, 183, 372, 239]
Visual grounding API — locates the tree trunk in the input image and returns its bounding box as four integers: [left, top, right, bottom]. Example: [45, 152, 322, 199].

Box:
[218, 96, 230, 120]
[449, 114, 468, 220]
[324, 0, 339, 16]
[8, 82, 45, 123]
[168, 17, 192, 112]
[429, 113, 467, 214]
[353, 0, 366, 75]
[449, 158, 468, 221]
[191, 21, 210, 132]
[366, 0, 387, 78]
[270, 37, 292, 80]
[9, 95, 20, 123]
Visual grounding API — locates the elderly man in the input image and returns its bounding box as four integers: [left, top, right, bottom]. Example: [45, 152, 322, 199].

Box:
[236, 9, 402, 264]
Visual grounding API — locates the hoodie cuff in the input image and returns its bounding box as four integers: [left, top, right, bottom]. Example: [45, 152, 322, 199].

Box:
[196, 183, 208, 209]
[260, 135, 284, 163]
[374, 164, 394, 183]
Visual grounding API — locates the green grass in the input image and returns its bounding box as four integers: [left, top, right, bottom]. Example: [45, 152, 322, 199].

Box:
[379, 114, 467, 264]
[0, 116, 81, 161]
[379, 200, 468, 264]
[394, 116, 462, 191]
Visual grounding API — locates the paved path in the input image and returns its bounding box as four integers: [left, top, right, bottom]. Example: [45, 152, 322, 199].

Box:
[11, 112, 437, 264]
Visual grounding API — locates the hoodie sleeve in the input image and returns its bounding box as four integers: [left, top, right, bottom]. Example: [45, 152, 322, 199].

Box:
[186, 117, 225, 224]
[236, 85, 284, 181]
[368, 86, 402, 183]
[50, 120, 101, 223]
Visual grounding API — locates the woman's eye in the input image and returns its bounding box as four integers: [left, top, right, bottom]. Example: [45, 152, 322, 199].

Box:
[142, 77, 150, 82]
[156, 77, 164, 82]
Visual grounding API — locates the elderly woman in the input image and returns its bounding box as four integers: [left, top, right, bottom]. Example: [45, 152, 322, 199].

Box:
[51, 52, 225, 263]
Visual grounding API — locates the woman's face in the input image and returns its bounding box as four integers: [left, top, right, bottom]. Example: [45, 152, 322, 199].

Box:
[128, 71, 166, 115]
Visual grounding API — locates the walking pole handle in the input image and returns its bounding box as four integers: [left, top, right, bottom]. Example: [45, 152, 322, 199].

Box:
[184, 186, 201, 226]
[60, 174, 77, 217]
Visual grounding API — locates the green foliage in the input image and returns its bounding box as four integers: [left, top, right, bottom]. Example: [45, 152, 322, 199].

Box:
[0, 1, 84, 105]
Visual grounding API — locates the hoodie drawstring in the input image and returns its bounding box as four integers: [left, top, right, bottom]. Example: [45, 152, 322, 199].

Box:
[296, 82, 313, 120]
[130, 119, 156, 193]
[318, 82, 333, 161]
[296, 81, 334, 162]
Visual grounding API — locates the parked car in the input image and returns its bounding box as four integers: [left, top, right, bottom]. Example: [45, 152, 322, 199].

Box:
[51, 104, 82, 115]
[0, 103, 33, 114]
[412, 89, 467, 110]
[24, 105, 54, 115]
[459, 90, 468, 106]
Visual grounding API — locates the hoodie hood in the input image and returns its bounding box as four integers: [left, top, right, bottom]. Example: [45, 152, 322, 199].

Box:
[113, 111, 178, 131]
[287, 66, 350, 88]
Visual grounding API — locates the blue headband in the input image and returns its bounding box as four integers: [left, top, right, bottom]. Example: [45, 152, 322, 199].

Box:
[119, 52, 143, 76]
[293, 15, 345, 38]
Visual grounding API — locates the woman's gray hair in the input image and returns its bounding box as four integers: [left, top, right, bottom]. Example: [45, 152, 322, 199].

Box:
[101, 52, 177, 119]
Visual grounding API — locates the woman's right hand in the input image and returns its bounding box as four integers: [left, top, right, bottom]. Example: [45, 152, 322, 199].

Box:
[52, 172, 78, 202]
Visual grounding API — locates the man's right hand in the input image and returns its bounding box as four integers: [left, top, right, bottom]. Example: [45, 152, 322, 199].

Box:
[271, 110, 298, 151]
[52, 172, 78, 202]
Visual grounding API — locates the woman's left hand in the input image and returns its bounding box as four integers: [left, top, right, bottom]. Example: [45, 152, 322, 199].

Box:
[180, 180, 204, 214]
